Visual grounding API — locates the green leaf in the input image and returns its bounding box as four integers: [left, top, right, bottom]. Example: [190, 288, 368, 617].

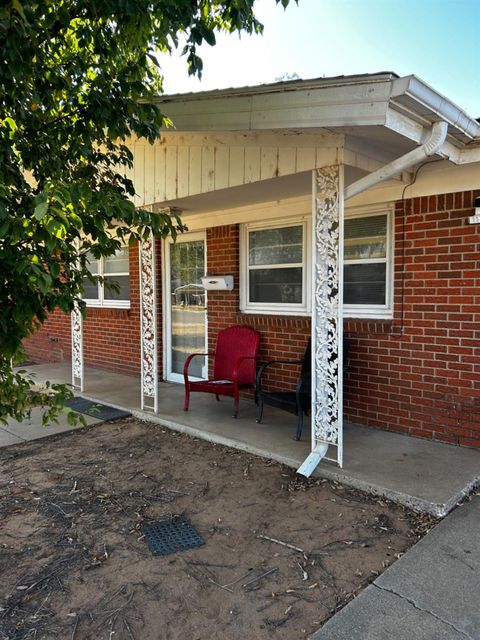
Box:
[34, 202, 49, 220]
[11, 0, 27, 21]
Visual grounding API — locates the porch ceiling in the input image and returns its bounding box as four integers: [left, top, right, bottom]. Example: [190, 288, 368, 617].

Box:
[154, 167, 366, 216]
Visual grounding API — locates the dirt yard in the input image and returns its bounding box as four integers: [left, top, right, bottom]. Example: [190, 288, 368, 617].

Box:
[0, 418, 437, 640]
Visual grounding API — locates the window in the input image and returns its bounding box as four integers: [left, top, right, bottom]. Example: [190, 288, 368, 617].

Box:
[240, 209, 392, 318]
[343, 211, 392, 317]
[241, 220, 310, 314]
[83, 246, 130, 308]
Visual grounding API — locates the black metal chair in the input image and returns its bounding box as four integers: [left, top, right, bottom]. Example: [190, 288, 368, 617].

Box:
[256, 338, 348, 441]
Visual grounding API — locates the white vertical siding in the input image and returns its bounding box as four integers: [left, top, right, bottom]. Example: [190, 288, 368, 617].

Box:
[229, 146, 245, 186]
[133, 144, 145, 208]
[214, 145, 229, 190]
[165, 146, 177, 201]
[296, 147, 316, 172]
[277, 147, 296, 176]
[143, 145, 155, 205]
[260, 147, 278, 180]
[244, 146, 261, 183]
[176, 146, 190, 198]
[130, 133, 343, 206]
[201, 145, 215, 192]
[188, 146, 202, 195]
[154, 145, 166, 202]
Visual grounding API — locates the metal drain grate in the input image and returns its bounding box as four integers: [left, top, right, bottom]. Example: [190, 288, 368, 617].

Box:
[142, 516, 204, 556]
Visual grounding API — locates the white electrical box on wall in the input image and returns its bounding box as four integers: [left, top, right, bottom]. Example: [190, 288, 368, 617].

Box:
[201, 275, 234, 291]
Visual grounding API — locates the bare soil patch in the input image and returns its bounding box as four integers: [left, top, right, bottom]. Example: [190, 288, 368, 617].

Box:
[0, 418, 437, 639]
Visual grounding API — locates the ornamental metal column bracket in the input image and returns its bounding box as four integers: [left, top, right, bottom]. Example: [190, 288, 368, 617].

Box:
[298, 165, 344, 476]
[139, 237, 158, 412]
[71, 303, 84, 392]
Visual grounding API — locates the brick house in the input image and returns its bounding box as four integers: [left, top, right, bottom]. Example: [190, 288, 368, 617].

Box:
[24, 72, 480, 473]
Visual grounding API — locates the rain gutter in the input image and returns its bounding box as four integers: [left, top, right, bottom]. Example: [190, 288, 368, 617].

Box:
[391, 75, 480, 142]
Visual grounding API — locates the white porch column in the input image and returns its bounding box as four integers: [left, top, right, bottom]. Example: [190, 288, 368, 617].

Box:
[139, 237, 159, 412]
[71, 304, 84, 392]
[298, 165, 344, 475]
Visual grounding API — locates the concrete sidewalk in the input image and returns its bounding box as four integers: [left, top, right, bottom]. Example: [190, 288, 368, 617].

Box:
[311, 494, 480, 640]
[0, 406, 101, 446]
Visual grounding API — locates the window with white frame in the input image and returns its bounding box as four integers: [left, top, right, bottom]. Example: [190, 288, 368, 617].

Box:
[241, 219, 310, 314]
[240, 209, 392, 318]
[82, 246, 130, 308]
[343, 210, 392, 317]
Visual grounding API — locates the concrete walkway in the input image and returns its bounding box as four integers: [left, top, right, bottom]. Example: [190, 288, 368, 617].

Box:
[311, 494, 480, 640]
[0, 406, 101, 445]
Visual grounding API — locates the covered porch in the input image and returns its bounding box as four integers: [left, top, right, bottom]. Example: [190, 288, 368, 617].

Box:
[64, 74, 480, 474]
[22, 361, 480, 518]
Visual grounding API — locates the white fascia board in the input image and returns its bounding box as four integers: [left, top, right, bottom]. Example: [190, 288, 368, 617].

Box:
[384, 109, 425, 145]
[385, 108, 461, 161]
[157, 72, 398, 104]
[154, 73, 480, 147]
[385, 108, 480, 165]
[458, 148, 480, 164]
[454, 144, 480, 165]
[158, 80, 393, 133]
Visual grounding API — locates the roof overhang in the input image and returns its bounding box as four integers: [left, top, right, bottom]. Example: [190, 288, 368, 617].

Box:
[153, 72, 480, 165]
[143, 73, 479, 214]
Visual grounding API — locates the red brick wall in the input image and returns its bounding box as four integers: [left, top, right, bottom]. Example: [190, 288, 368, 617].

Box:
[23, 309, 72, 364]
[24, 241, 163, 377]
[344, 190, 480, 447]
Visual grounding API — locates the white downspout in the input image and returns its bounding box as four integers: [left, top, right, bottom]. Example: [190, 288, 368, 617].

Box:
[345, 120, 449, 201]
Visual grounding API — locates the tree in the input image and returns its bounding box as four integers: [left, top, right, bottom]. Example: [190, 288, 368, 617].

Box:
[0, 0, 293, 424]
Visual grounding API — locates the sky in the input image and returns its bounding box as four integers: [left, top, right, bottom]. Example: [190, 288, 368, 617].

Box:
[160, 0, 480, 118]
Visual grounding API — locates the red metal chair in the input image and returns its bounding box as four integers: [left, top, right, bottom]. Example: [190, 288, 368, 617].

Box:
[183, 326, 260, 418]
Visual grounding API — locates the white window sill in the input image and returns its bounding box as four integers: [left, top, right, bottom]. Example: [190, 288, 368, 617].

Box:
[240, 307, 311, 317]
[343, 310, 393, 320]
[240, 308, 393, 320]
[84, 301, 131, 310]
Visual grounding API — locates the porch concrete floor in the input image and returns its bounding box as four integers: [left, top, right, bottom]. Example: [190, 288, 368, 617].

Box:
[15, 362, 480, 517]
